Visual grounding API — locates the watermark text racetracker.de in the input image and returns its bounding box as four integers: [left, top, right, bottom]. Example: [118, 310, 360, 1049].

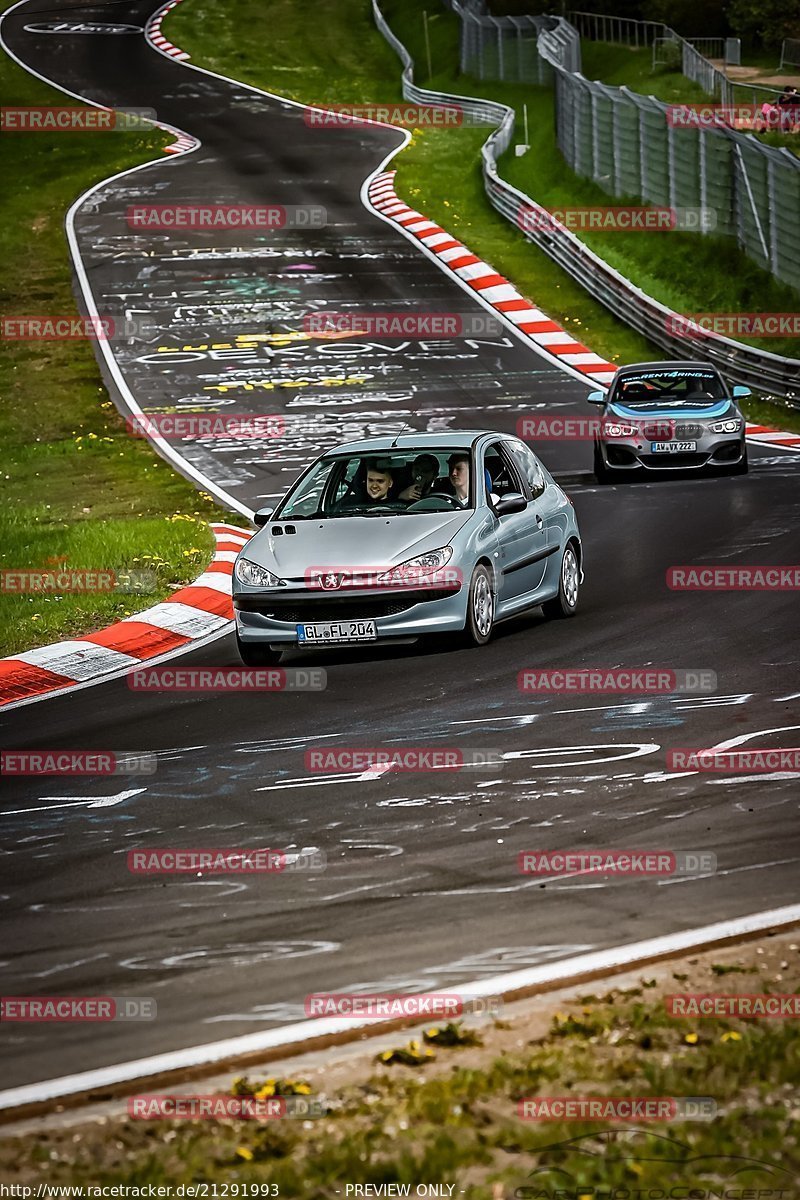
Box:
[127, 847, 327, 874]
[517, 415, 681, 441]
[666, 993, 800, 1017]
[2, 315, 148, 340]
[304, 566, 462, 591]
[0, 996, 156, 1021]
[304, 747, 503, 772]
[305, 992, 502, 1018]
[518, 850, 717, 877]
[0, 106, 155, 130]
[127, 668, 326, 692]
[667, 566, 800, 590]
[0, 567, 156, 594]
[303, 312, 502, 338]
[668, 312, 800, 338]
[304, 102, 468, 128]
[517, 204, 717, 233]
[667, 748, 800, 773]
[125, 204, 326, 230]
[1, 750, 156, 776]
[517, 1096, 717, 1121]
[127, 413, 285, 440]
[518, 668, 717, 694]
[128, 1094, 325, 1120]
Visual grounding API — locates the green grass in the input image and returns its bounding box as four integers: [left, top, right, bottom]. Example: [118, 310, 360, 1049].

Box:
[0, 10, 231, 657]
[3, 982, 797, 1192]
[580, 40, 710, 103]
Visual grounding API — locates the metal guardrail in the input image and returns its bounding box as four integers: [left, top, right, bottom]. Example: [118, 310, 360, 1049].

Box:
[370, 0, 799, 400]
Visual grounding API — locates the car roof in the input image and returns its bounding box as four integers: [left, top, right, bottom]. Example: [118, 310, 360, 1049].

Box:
[320, 431, 503, 456]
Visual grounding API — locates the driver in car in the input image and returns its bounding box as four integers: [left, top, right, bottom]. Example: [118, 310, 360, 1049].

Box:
[364, 463, 395, 503]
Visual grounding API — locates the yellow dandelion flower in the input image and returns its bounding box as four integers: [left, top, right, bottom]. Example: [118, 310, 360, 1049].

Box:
[684, 1032, 699, 1044]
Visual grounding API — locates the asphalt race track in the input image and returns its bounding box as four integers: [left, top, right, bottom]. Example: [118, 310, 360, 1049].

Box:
[1, 0, 799, 1093]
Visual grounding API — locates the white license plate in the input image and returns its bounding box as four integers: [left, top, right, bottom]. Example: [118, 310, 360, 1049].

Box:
[297, 620, 377, 644]
[650, 441, 697, 453]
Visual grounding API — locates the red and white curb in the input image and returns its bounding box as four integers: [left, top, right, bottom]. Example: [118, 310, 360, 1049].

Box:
[144, 0, 201, 153]
[0, 524, 252, 710]
[367, 170, 800, 453]
[741, 422, 800, 452]
[368, 171, 617, 386]
[145, 0, 190, 62]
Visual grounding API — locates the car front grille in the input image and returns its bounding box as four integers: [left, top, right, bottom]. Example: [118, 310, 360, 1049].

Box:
[640, 422, 703, 439]
[235, 591, 455, 622]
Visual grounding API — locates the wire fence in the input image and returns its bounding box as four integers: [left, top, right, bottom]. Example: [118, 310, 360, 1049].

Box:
[442, 0, 552, 83]
[552, 69, 800, 293]
[370, 0, 799, 399]
[570, 11, 782, 106]
[780, 38, 800, 70]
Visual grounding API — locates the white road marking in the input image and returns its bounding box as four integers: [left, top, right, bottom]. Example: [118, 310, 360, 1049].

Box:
[2, 789, 146, 817]
[2, 904, 797, 1113]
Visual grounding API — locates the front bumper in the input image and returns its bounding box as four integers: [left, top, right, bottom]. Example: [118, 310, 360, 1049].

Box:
[598, 432, 746, 471]
[233, 583, 467, 646]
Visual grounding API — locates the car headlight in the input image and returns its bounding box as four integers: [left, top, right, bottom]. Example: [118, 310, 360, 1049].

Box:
[602, 421, 638, 438]
[234, 557, 286, 587]
[377, 546, 453, 584]
[710, 418, 742, 433]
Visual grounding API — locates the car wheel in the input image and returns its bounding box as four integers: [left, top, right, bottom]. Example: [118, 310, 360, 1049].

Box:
[593, 443, 613, 484]
[542, 543, 580, 619]
[462, 564, 495, 646]
[235, 632, 283, 666]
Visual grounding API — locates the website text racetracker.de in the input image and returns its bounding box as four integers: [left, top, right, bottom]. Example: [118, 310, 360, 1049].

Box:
[303, 312, 502, 338]
[304, 748, 503, 772]
[0, 1188, 281, 1199]
[125, 205, 327, 230]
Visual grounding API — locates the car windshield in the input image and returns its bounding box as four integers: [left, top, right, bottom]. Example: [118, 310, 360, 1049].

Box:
[612, 369, 727, 409]
[274, 449, 475, 519]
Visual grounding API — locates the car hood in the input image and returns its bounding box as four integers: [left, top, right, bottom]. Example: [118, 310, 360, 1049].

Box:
[609, 399, 734, 420]
[242, 511, 473, 577]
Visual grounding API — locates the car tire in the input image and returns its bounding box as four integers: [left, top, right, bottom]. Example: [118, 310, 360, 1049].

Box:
[236, 632, 283, 666]
[541, 543, 580, 619]
[593, 443, 613, 484]
[461, 563, 495, 647]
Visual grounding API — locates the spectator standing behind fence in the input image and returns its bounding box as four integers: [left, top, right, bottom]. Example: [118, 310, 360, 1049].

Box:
[777, 86, 800, 132]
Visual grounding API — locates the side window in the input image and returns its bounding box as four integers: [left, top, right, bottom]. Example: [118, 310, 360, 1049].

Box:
[508, 441, 546, 499]
[484, 442, 526, 501]
[330, 458, 361, 507]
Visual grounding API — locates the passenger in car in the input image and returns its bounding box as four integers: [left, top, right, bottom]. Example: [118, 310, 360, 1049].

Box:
[397, 453, 440, 502]
[437, 452, 470, 506]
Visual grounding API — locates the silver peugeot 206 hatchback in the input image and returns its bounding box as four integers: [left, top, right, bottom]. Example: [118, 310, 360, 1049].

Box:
[233, 431, 583, 663]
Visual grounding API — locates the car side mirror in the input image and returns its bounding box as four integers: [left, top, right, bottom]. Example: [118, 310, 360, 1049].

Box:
[253, 508, 273, 527]
[587, 390, 605, 405]
[732, 385, 751, 399]
[495, 492, 527, 516]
